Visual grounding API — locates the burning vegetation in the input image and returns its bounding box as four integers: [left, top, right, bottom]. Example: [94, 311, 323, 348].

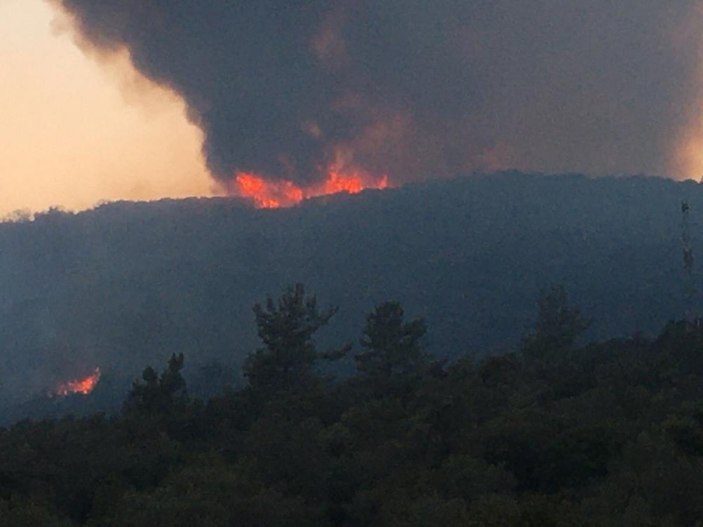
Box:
[231, 166, 390, 209]
[53, 368, 101, 397]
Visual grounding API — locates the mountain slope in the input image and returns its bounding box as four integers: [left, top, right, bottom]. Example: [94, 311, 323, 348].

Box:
[0, 172, 698, 409]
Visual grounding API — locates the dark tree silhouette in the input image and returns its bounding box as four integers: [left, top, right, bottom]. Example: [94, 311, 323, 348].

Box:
[244, 283, 339, 393]
[355, 301, 429, 388]
[523, 285, 590, 354]
[124, 353, 187, 415]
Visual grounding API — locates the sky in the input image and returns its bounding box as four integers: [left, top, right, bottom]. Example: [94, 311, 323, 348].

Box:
[3, 1, 703, 216]
[53, 0, 703, 190]
[0, 0, 213, 217]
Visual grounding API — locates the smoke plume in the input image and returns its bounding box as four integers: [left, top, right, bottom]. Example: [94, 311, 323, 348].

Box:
[52, 0, 703, 186]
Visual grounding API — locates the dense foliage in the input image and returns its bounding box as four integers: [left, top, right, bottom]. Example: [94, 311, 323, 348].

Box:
[2, 285, 703, 526]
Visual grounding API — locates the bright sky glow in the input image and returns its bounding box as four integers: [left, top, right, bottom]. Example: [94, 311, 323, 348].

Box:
[0, 0, 214, 217]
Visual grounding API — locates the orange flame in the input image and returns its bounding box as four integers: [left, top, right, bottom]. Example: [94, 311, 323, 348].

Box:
[53, 368, 101, 397]
[232, 165, 390, 209]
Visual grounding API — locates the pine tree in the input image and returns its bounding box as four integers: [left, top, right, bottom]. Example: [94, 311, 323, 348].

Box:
[244, 283, 341, 393]
[356, 301, 429, 388]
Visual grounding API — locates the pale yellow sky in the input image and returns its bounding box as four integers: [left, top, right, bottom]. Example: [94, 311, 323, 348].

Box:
[0, 0, 214, 217]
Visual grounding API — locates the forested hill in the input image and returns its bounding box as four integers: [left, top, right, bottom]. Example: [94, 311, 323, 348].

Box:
[0, 172, 700, 409]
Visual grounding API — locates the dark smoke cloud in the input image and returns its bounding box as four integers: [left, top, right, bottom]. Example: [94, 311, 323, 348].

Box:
[53, 0, 703, 184]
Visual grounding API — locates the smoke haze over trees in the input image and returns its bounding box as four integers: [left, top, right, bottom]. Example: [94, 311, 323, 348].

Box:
[0, 173, 701, 416]
[7, 3, 703, 522]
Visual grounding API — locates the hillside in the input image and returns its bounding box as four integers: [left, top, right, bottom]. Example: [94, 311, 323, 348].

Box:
[0, 172, 700, 413]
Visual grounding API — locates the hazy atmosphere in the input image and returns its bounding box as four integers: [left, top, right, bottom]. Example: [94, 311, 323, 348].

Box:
[52, 0, 703, 188]
[2, 1, 703, 215]
[6, 3, 703, 525]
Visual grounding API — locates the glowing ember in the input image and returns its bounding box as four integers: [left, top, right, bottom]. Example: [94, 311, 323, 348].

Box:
[53, 368, 101, 397]
[235, 172, 305, 209]
[232, 166, 390, 209]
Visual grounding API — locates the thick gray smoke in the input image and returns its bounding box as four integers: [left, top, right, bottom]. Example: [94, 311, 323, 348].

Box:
[53, 0, 703, 184]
